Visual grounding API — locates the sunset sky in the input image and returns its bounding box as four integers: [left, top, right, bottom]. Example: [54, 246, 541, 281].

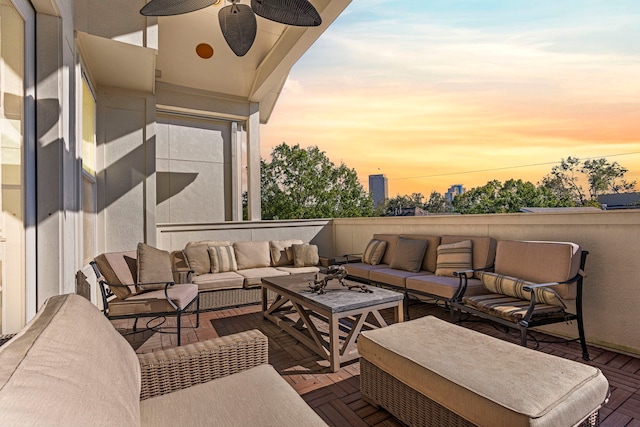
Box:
[260, 0, 640, 197]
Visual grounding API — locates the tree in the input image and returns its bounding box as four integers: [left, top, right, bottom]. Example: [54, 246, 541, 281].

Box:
[375, 193, 426, 216]
[453, 179, 573, 214]
[540, 156, 636, 206]
[260, 143, 373, 219]
[424, 191, 453, 214]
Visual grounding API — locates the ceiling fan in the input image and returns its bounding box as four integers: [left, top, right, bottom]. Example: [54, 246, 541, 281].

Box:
[140, 0, 322, 56]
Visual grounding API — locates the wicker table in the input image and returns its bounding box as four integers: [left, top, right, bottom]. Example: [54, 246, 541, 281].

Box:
[261, 274, 403, 372]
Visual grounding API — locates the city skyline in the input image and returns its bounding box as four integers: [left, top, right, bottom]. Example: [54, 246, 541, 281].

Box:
[260, 1, 640, 196]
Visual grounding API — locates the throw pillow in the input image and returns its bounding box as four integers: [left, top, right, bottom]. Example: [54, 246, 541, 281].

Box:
[481, 272, 567, 308]
[136, 243, 174, 291]
[208, 246, 238, 273]
[435, 240, 473, 277]
[362, 239, 387, 265]
[389, 237, 428, 273]
[292, 244, 319, 268]
[183, 244, 211, 275]
[270, 239, 303, 266]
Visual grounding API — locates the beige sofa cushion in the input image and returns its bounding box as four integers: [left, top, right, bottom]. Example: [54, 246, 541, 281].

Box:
[94, 250, 137, 298]
[0, 294, 141, 426]
[482, 272, 566, 308]
[140, 364, 327, 427]
[406, 274, 488, 300]
[399, 235, 441, 272]
[185, 240, 231, 248]
[292, 244, 319, 267]
[209, 246, 238, 273]
[344, 262, 387, 281]
[108, 284, 199, 316]
[234, 241, 271, 270]
[362, 239, 387, 265]
[390, 237, 428, 273]
[191, 272, 245, 291]
[441, 235, 497, 279]
[370, 268, 431, 288]
[137, 243, 174, 290]
[359, 315, 609, 427]
[183, 244, 211, 275]
[237, 267, 289, 287]
[372, 234, 400, 265]
[435, 240, 473, 277]
[494, 240, 581, 299]
[270, 239, 303, 266]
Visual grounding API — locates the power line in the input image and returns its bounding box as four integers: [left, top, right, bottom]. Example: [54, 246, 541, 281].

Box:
[389, 151, 640, 181]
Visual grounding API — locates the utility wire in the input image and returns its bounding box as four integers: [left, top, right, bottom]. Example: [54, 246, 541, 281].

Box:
[389, 151, 640, 181]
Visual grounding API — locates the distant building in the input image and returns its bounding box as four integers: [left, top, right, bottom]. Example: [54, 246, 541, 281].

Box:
[391, 207, 428, 217]
[598, 193, 640, 210]
[445, 184, 466, 202]
[369, 174, 388, 208]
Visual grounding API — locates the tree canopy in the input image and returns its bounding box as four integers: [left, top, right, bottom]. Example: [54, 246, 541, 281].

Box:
[260, 143, 373, 220]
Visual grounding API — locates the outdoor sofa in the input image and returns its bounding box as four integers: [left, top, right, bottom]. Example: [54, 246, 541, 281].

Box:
[171, 239, 320, 311]
[0, 293, 327, 426]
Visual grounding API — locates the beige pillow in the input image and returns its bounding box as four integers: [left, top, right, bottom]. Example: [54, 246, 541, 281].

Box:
[208, 246, 238, 273]
[362, 239, 387, 265]
[292, 244, 319, 267]
[136, 243, 174, 291]
[436, 240, 473, 277]
[481, 272, 566, 308]
[183, 244, 211, 275]
[234, 241, 271, 270]
[389, 237, 428, 273]
[270, 239, 303, 266]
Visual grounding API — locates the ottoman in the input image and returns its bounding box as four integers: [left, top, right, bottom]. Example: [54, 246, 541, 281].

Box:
[358, 316, 609, 427]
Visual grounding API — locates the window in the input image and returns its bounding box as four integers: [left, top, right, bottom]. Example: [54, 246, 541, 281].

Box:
[81, 75, 96, 265]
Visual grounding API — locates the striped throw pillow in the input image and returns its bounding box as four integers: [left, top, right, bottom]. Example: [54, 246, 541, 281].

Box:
[208, 246, 238, 273]
[435, 240, 472, 277]
[481, 272, 566, 308]
[363, 239, 387, 265]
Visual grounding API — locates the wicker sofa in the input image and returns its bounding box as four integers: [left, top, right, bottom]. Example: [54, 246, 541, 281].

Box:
[172, 239, 320, 311]
[0, 294, 327, 426]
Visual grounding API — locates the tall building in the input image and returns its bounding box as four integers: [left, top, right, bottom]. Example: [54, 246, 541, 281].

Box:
[445, 184, 466, 202]
[369, 174, 388, 208]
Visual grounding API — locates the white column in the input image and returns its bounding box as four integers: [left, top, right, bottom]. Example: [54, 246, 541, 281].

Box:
[246, 104, 261, 221]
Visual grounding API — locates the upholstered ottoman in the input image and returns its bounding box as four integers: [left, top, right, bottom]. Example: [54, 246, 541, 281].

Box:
[358, 316, 609, 427]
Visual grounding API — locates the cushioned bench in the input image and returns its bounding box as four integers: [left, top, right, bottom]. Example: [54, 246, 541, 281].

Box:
[359, 315, 609, 427]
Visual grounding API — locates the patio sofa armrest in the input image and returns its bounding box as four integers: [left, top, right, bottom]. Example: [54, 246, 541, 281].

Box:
[138, 329, 269, 400]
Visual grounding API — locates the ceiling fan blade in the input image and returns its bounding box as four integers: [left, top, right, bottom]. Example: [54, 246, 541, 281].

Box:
[140, 0, 216, 16]
[251, 0, 322, 27]
[219, 3, 257, 56]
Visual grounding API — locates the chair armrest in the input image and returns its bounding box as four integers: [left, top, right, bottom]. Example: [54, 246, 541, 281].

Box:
[138, 329, 268, 400]
[452, 266, 494, 301]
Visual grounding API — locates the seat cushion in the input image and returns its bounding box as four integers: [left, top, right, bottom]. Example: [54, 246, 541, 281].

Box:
[344, 262, 388, 280]
[359, 315, 609, 427]
[192, 272, 245, 291]
[140, 364, 327, 427]
[276, 266, 320, 274]
[406, 274, 487, 300]
[237, 267, 289, 287]
[462, 293, 565, 323]
[109, 284, 199, 316]
[0, 295, 141, 426]
[234, 241, 271, 270]
[370, 268, 431, 288]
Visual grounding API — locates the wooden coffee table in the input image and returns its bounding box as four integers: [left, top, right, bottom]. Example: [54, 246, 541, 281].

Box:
[261, 274, 404, 372]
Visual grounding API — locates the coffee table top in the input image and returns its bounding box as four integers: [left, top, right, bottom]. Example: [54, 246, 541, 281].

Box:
[262, 273, 403, 314]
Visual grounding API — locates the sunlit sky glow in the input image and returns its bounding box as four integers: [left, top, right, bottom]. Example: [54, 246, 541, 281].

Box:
[260, 0, 640, 196]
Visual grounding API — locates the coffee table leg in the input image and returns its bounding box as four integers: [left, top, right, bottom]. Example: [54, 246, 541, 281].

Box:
[396, 300, 404, 323]
[329, 313, 340, 372]
[261, 286, 268, 318]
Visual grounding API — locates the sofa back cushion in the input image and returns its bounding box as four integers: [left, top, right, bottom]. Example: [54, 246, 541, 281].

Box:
[270, 239, 304, 266]
[292, 244, 320, 267]
[0, 294, 141, 425]
[362, 239, 387, 265]
[234, 241, 271, 270]
[372, 234, 400, 265]
[494, 240, 582, 300]
[441, 235, 497, 278]
[399, 235, 441, 272]
[390, 237, 428, 273]
[94, 250, 138, 299]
